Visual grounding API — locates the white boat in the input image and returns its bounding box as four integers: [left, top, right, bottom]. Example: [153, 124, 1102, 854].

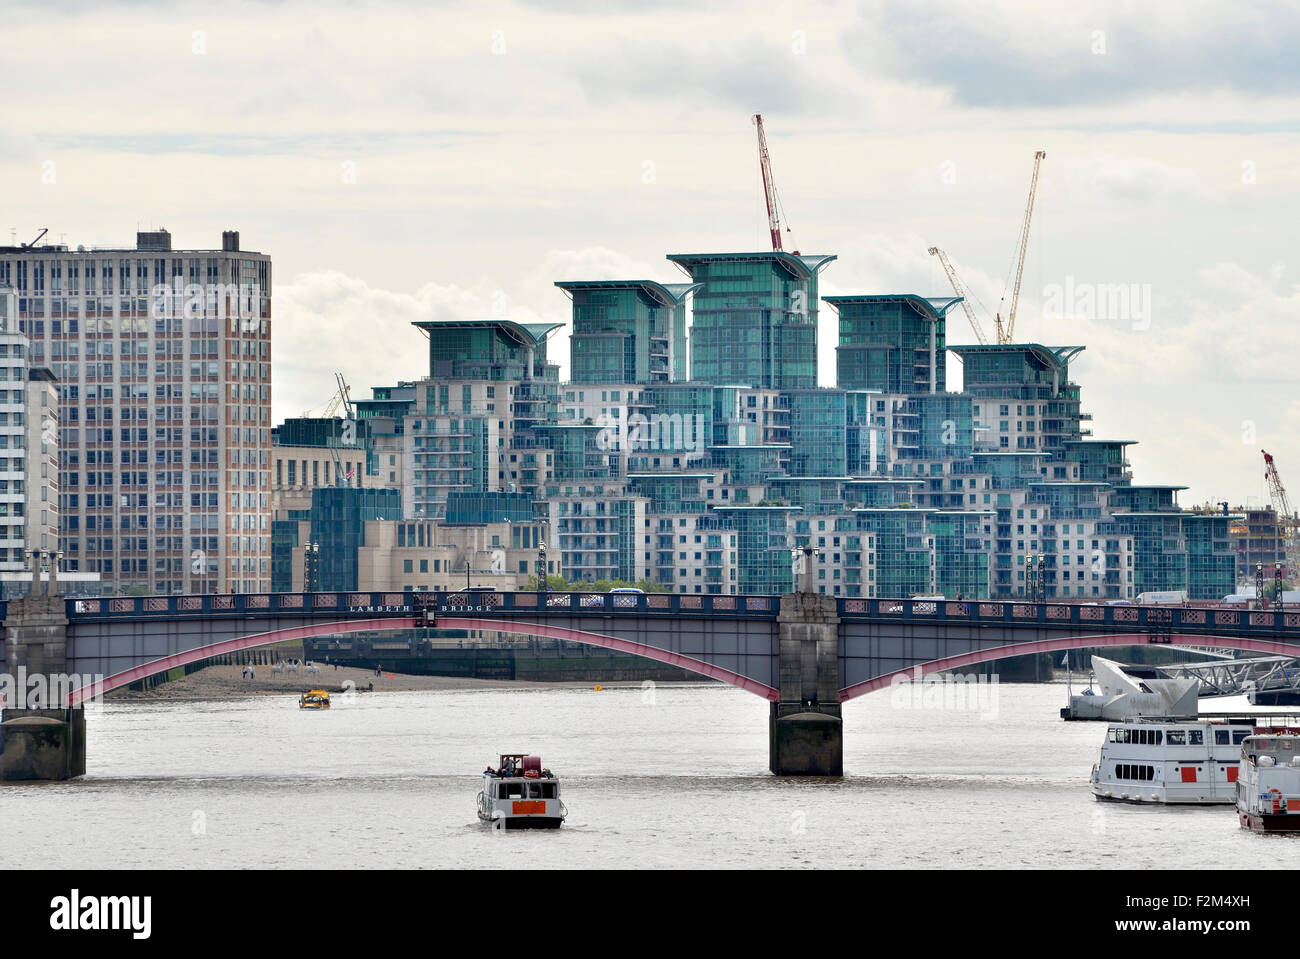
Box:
[477, 754, 567, 829]
[1064, 656, 1199, 722]
[1236, 731, 1300, 832]
[1090, 718, 1255, 804]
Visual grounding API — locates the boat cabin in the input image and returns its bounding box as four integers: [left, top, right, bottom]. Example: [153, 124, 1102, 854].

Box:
[1242, 734, 1300, 766]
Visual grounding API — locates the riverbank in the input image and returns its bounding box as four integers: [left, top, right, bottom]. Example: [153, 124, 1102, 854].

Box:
[104, 663, 567, 702]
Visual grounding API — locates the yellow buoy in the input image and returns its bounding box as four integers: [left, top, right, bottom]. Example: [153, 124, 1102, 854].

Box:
[593, 684, 603, 691]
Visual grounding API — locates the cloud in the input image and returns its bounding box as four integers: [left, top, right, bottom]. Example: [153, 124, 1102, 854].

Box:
[848, 0, 1300, 108]
[1079, 154, 1221, 204]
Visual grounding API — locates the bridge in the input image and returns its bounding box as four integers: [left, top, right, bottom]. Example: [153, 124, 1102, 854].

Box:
[3, 552, 1299, 779]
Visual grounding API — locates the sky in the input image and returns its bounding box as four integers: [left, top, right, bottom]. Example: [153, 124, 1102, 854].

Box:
[1, 0, 1297, 507]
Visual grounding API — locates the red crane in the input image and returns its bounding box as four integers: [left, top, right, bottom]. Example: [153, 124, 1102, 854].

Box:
[753, 114, 798, 254]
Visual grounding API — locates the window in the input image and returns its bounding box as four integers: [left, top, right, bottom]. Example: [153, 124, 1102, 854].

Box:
[1115, 764, 1155, 781]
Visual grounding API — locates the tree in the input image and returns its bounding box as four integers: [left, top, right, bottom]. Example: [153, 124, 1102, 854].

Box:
[524, 573, 570, 591]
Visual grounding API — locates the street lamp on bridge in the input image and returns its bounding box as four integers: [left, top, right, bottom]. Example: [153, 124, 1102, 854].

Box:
[1026, 554, 1046, 603]
[305, 542, 320, 593]
[537, 541, 547, 591]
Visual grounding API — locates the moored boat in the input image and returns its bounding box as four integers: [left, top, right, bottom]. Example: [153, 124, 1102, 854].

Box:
[1091, 718, 1254, 804]
[1237, 731, 1300, 832]
[477, 754, 566, 829]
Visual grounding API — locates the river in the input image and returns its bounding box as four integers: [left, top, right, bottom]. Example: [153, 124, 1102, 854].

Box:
[4, 682, 1299, 869]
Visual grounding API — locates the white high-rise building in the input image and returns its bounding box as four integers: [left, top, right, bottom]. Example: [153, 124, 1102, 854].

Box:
[0, 285, 61, 589]
[0, 229, 272, 595]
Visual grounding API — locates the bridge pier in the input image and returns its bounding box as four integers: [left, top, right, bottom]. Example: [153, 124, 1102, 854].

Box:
[770, 587, 842, 777]
[1, 591, 83, 781]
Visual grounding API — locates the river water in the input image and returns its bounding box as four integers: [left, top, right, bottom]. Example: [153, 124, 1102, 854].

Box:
[4, 682, 1300, 869]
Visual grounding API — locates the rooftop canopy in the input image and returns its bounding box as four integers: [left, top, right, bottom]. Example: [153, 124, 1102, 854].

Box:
[411, 318, 563, 350]
[666, 251, 837, 279]
[553, 279, 702, 306]
[822, 294, 963, 322]
[948, 343, 1085, 372]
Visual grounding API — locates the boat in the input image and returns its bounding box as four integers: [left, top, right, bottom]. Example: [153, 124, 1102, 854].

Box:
[1237, 730, 1300, 832]
[1090, 717, 1255, 804]
[1063, 656, 1199, 721]
[298, 689, 331, 710]
[477, 754, 566, 829]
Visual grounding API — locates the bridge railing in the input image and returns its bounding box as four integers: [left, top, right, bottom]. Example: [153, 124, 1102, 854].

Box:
[64, 590, 783, 620]
[836, 598, 1300, 635]
[59, 592, 1300, 636]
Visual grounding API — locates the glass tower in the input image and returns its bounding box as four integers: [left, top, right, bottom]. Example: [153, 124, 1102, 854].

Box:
[555, 280, 698, 384]
[668, 252, 836, 390]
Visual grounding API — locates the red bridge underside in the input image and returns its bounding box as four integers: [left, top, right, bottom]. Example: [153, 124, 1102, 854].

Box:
[67, 619, 1300, 708]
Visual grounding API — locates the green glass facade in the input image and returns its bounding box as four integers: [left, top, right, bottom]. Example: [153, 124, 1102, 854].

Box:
[854, 509, 935, 597]
[930, 510, 992, 598]
[444, 491, 535, 525]
[952, 344, 1087, 457]
[669, 252, 835, 390]
[786, 389, 848, 478]
[827, 295, 956, 393]
[556, 281, 696, 384]
[714, 506, 795, 594]
[304, 487, 403, 592]
[914, 393, 974, 460]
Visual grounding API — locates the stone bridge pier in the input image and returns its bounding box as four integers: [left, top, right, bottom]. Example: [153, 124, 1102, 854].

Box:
[770, 550, 842, 777]
[0, 558, 84, 781]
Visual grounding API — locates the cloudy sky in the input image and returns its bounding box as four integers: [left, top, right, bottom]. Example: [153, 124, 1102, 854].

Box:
[2, 0, 1297, 506]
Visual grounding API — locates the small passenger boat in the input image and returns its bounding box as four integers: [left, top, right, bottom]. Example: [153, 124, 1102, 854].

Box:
[477, 754, 566, 829]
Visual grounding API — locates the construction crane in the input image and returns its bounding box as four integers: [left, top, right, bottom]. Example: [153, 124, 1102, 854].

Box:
[1262, 450, 1299, 581]
[330, 372, 357, 487]
[995, 150, 1046, 345]
[299, 374, 352, 420]
[928, 246, 994, 346]
[752, 114, 799, 255]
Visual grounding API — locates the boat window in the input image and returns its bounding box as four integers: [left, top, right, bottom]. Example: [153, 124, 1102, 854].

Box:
[1215, 730, 1230, 745]
[1115, 764, 1155, 782]
[1283, 740, 1296, 752]
[1114, 729, 1131, 743]
[1233, 730, 1250, 745]
[540, 783, 556, 799]
[526, 783, 543, 799]
[1187, 730, 1203, 745]
[499, 782, 525, 799]
[1166, 730, 1186, 745]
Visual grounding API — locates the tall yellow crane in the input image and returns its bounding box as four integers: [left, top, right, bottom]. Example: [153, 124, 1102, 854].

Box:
[996, 150, 1046, 345]
[928, 246, 993, 345]
[1262, 450, 1299, 582]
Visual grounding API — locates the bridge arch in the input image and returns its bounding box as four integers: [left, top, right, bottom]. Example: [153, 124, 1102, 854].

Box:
[70, 618, 417, 705]
[839, 632, 1300, 702]
[70, 615, 779, 706]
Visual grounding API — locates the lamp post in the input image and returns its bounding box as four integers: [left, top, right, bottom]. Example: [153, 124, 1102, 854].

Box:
[305, 542, 320, 593]
[537, 541, 547, 591]
[1277, 562, 1285, 611]
[1256, 562, 1265, 610]
[1027, 554, 1044, 602]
